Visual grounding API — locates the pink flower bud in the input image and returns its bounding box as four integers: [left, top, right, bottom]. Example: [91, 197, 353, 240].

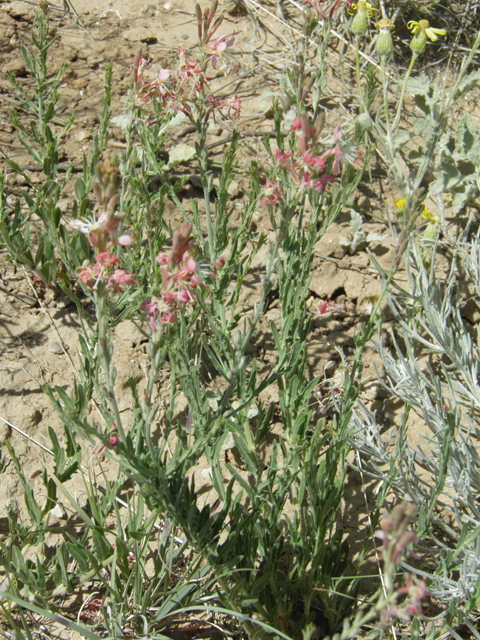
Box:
[110, 269, 134, 286]
[156, 252, 169, 265]
[118, 234, 133, 246]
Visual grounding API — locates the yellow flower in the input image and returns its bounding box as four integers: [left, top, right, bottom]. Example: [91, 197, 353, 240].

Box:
[394, 196, 436, 221]
[407, 19, 447, 42]
[374, 17, 394, 31]
[420, 207, 437, 222]
[348, 1, 379, 17]
[407, 19, 446, 55]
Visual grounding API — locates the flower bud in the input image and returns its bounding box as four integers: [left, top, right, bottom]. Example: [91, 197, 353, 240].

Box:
[357, 112, 373, 131]
[410, 27, 427, 55]
[350, 1, 368, 36]
[375, 18, 394, 57]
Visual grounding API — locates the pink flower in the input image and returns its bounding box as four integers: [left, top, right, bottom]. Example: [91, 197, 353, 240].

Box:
[96, 252, 119, 267]
[208, 33, 235, 68]
[118, 234, 133, 246]
[76, 251, 134, 293]
[156, 252, 169, 265]
[158, 68, 170, 82]
[109, 269, 134, 288]
[260, 179, 283, 207]
[178, 288, 193, 304]
[162, 291, 175, 305]
[140, 298, 161, 331]
[313, 175, 336, 191]
[274, 149, 299, 183]
[303, 152, 325, 169]
[141, 224, 208, 332]
[290, 117, 302, 131]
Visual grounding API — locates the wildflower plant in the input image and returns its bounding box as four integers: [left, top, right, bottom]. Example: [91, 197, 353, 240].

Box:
[0, 4, 114, 289]
[3, 0, 480, 638]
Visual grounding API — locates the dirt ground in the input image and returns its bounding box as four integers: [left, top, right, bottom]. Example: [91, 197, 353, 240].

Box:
[0, 0, 459, 635]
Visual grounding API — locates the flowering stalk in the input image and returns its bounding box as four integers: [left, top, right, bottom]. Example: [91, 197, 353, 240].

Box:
[70, 158, 136, 449]
[132, 3, 239, 262]
[260, 111, 361, 242]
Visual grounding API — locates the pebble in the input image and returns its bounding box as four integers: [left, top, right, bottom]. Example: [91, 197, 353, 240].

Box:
[48, 341, 64, 355]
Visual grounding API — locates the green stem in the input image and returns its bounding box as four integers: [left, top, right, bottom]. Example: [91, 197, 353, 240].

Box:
[355, 36, 365, 112]
[380, 56, 391, 138]
[391, 54, 417, 132]
[350, 259, 397, 384]
[95, 287, 126, 442]
[196, 116, 215, 263]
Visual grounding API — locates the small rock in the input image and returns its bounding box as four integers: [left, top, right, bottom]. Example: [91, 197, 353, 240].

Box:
[50, 504, 65, 519]
[461, 299, 480, 325]
[141, 3, 157, 15]
[73, 128, 92, 142]
[48, 341, 64, 355]
[5, 58, 27, 77]
[228, 180, 240, 198]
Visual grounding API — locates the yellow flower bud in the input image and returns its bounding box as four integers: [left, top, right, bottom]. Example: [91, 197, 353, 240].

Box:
[350, 1, 378, 36]
[375, 18, 394, 57]
[351, 9, 368, 36]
